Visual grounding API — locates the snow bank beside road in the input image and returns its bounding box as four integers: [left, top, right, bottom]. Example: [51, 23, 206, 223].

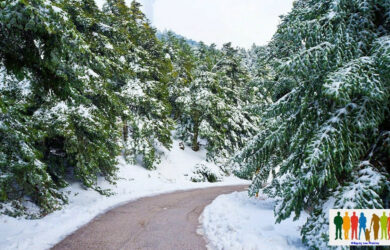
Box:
[201, 191, 308, 250]
[0, 140, 248, 250]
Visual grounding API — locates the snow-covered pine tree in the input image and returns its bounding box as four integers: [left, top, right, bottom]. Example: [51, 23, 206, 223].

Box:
[173, 42, 260, 162]
[233, 0, 390, 248]
[0, 0, 121, 214]
[242, 45, 274, 107]
[207, 43, 260, 161]
[160, 31, 197, 120]
[103, 0, 173, 169]
[176, 70, 221, 152]
[0, 62, 66, 214]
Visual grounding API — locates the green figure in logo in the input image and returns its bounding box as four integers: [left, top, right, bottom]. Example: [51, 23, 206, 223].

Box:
[334, 211, 343, 240]
[380, 212, 388, 240]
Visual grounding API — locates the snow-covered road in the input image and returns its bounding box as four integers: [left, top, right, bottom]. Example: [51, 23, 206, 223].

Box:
[0, 140, 248, 250]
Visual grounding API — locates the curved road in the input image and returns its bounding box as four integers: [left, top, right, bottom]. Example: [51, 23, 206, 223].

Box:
[53, 185, 247, 250]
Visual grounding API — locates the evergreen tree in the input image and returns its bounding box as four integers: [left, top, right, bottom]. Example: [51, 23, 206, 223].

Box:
[173, 42, 260, 162]
[0, 0, 174, 214]
[233, 0, 390, 248]
[160, 31, 197, 120]
[242, 45, 274, 106]
[103, 0, 174, 169]
[0, 0, 120, 213]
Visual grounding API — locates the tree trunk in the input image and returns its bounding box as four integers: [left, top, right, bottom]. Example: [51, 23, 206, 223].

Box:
[192, 119, 200, 152]
[122, 118, 128, 143]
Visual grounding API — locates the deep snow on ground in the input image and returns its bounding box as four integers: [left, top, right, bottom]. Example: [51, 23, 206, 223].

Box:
[201, 191, 308, 250]
[0, 140, 248, 250]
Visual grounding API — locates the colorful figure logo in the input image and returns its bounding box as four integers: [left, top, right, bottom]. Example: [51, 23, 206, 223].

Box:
[332, 210, 390, 243]
[330, 210, 390, 246]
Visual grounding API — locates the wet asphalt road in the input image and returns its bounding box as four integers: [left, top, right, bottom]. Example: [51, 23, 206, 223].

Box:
[53, 185, 247, 250]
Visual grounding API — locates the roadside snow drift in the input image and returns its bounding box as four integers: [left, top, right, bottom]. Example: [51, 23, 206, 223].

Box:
[201, 191, 308, 250]
[0, 140, 248, 250]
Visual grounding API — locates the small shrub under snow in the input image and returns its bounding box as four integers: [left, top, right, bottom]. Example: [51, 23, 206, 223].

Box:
[190, 163, 223, 183]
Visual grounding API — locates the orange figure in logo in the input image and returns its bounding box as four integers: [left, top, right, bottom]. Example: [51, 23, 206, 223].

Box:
[365, 229, 371, 241]
[370, 213, 380, 240]
[343, 212, 351, 240]
[351, 212, 359, 240]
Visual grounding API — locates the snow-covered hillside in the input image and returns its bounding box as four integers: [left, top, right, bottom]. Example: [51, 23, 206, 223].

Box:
[0, 140, 248, 250]
[201, 191, 308, 250]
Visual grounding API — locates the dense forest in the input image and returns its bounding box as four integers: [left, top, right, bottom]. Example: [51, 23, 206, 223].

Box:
[1, 0, 389, 248]
[0, 0, 259, 214]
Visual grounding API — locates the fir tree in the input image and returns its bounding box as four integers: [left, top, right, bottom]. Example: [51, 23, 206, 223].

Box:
[233, 0, 390, 248]
[0, 0, 174, 214]
[0, 0, 121, 213]
[103, 0, 173, 169]
[173, 41, 260, 162]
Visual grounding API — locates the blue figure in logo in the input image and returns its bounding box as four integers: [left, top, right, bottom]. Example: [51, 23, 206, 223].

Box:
[359, 212, 367, 240]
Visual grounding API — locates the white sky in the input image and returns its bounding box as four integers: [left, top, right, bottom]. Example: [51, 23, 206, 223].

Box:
[95, 0, 294, 49]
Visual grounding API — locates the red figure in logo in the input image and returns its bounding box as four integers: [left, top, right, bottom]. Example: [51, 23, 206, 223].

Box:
[351, 212, 359, 240]
[388, 213, 390, 240]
